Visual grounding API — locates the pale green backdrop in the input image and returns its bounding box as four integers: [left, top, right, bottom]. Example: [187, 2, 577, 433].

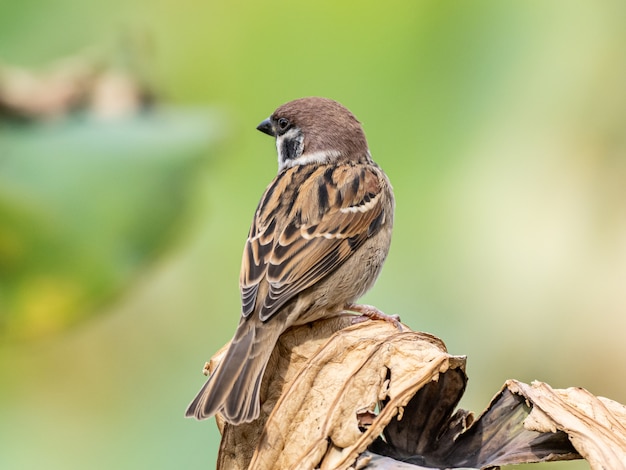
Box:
[2, 1, 625, 469]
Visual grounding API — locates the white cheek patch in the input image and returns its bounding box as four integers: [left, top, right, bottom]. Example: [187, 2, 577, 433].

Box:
[275, 137, 282, 165]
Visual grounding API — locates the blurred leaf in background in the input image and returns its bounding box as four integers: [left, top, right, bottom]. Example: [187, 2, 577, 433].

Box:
[0, 58, 219, 340]
[1, 1, 625, 469]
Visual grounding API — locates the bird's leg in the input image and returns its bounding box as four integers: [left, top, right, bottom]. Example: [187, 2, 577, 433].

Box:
[345, 303, 402, 331]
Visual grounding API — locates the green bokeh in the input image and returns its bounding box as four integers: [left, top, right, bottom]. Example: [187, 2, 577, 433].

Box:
[0, 111, 216, 339]
[2, 1, 625, 468]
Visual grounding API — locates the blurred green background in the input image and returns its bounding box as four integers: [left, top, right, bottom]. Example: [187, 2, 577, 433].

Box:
[1, 1, 625, 468]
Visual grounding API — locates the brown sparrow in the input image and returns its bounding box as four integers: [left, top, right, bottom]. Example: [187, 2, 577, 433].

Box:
[185, 97, 395, 424]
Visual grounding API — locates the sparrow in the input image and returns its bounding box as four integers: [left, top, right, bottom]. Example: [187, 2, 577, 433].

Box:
[185, 97, 395, 424]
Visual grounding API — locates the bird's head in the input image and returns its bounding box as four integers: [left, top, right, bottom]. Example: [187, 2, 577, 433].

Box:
[257, 97, 371, 171]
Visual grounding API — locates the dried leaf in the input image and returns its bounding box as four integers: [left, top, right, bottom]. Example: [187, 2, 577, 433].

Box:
[508, 380, 626, 470]
[215, 316, 465, 470]
[208, 316, 626, 469]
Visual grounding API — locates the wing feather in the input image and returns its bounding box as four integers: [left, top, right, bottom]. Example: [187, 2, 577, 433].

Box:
[240, 163, 389, 321]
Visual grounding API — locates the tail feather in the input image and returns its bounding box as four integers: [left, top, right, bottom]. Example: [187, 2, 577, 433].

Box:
[185, 317, 284, 424]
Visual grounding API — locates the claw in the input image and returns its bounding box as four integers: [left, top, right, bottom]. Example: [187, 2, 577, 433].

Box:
[345, 303, 403, 331]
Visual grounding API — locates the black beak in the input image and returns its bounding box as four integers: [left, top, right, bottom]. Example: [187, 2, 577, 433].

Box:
[256, 118, 275, 136]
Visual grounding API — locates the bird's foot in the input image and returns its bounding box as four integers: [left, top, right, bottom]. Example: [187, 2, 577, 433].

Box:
[345, 303, 403, 331]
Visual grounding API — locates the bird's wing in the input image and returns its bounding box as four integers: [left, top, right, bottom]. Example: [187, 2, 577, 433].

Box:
[240, 163, 389, 321]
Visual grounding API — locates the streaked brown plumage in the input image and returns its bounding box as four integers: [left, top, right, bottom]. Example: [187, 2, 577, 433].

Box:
[185, 97, 394, 424]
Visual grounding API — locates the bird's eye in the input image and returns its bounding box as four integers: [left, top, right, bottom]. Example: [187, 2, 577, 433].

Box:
[277, 118, 290, 131]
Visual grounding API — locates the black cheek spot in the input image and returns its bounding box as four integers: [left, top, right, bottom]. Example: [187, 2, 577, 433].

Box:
[282, 139, 296, 160]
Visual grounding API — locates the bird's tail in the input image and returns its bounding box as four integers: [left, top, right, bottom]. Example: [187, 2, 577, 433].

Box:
[185, 316, 284, 424]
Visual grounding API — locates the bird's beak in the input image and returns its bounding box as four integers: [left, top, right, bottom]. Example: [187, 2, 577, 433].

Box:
[256, 118, 275, 137]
